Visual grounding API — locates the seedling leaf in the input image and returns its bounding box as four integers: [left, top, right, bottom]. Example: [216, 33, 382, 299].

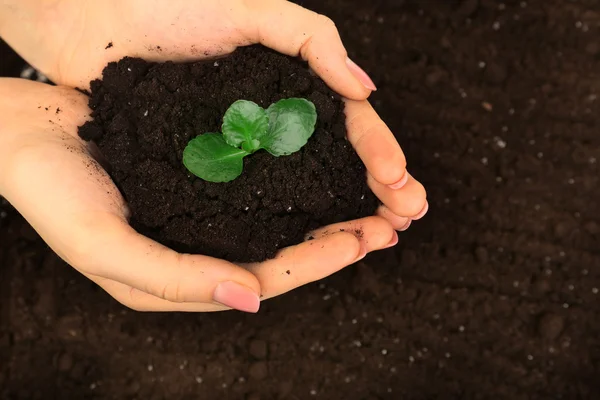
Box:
[183, 133, 248, 183]
[260, 98, 317, 156]
[222, 100, 268, 152]
[183, 98, 318, 182]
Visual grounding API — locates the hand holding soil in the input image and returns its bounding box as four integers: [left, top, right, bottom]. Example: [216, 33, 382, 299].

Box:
[0, 0, 376, 98]
[0, 0, 427, 313]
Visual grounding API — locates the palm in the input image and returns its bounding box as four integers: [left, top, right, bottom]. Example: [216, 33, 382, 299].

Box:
[1, 81, 133, 285]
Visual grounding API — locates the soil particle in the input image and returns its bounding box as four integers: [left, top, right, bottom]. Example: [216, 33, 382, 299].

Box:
[278, 381, 294, 397]
[353, 262, 380, 296]
[455, 0, 479, 19]
[331, 304, 347, 321]
[538, 313, 566, 340]
[532, 278, 553, 296]
[474, 246, 489, 263]
[585, 42, 599, 55]
[79, 122, 103, 141]
[55, 315, 84, 341]
[400, 249, 417, 267]
[425, 66, 448, 87]
[248, 361, 268, 381]
[483, 62, 508, 85]
[248, 339, 268, 360]
[55, 352, 74, 372]
[399, 288, 419, 303]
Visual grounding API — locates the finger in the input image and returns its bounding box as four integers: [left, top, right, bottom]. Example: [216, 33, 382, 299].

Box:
[75, 217, 262, 313]
[86, 274, 229, 312]
[377, 206, 412, 231]
[305, 216, 396, 253]
[245, 231, 362, 300]
[246, 216, 397, 300]
[368, 172, 428, 218]
[239, 0, 374, 100]
[344, 100, 407, 187]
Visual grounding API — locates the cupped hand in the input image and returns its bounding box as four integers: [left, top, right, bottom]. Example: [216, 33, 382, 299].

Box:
[1, 0, 375, 98]
[0, 0, 427, 312]
[0, 79, 424, 312]
[1, 0, 427, 221]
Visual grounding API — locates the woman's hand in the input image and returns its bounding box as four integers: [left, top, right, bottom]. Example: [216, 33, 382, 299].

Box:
[1, 0, 426, 215]
[0, 0, 376, 98]
[0, 79, 423, 312]
[0, 0, 427, 312]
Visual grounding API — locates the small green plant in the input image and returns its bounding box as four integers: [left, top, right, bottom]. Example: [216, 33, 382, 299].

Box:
[183, 98, 317, 182]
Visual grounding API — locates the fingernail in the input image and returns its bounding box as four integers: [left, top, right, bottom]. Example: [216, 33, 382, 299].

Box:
[384, 231, 399, 248]
[388, 172, 409, 190]
[213, 281, 260, 313]
[346, 58, 377, 91]
[412, 201, 429, 220]
[354, 240, 368, 263]
[399, 220, 412, 232]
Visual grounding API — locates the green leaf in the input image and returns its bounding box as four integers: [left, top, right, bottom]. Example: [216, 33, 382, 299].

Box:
[183, 133, 248, 183]
[222, 100, 268, 153]
[259, 98, 317, 156]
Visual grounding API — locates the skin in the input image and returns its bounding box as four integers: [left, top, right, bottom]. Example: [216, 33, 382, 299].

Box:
[0, 0, 428, 312]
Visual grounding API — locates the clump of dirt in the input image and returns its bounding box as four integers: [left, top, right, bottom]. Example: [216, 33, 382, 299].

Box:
[78, 46, 379, 262]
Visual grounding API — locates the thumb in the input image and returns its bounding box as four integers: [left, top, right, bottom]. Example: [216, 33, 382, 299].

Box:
[238, 0, 376, 100]
[77, 217, 262, 313]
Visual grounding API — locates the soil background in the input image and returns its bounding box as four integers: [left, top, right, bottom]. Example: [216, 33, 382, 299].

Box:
[1, 0, 599, 399]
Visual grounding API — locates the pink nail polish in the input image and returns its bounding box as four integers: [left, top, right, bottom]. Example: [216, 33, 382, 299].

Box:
[399, 220, 412, 232]
[412, 201, 429, 220]
[213, 281, 260, 313]
[346, 58, 377, 91]
[388, 173, 409, 190]
[385, 231, 399, 248]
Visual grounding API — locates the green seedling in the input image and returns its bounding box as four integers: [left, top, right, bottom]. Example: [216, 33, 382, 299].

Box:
[183, 98, 317, 182]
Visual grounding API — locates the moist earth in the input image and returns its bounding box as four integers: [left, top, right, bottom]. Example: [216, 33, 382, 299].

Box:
[78, 47, 379, 262]
[1, 0, 600, 399]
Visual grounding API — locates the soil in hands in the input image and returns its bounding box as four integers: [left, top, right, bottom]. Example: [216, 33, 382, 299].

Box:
[78, 46, 379, 262]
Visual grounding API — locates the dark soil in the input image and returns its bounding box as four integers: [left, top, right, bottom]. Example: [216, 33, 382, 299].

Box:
[0, 40, 24, 78]
[79, 47, 378, 262]
[2, 0, 600, 399]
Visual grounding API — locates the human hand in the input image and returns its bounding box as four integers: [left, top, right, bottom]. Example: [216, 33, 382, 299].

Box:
[0, 79, 424, 312]
[0, 0, 427, 312]
[1, 0, 376, 98]
[1, 0, 427, 221]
